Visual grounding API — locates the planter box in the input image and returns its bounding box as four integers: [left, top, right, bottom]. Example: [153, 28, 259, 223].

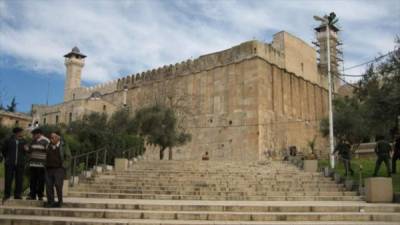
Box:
[303, 160, 318, 172]
[114, 158, 128, 172]
[365, 177, 393, 203]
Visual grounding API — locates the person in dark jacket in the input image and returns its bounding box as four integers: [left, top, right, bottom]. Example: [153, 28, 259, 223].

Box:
[44, 131, 71, 208]
[373, 135, 392, 177]
[26, 128, 49, 200]
[1, 127, 27, 203]
[334, 139, 354, 176]
[392, 136, 400, 174]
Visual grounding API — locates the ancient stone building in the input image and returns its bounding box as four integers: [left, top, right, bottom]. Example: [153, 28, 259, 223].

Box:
[0, 110, 32, 128]
[32, 28, 342, 161]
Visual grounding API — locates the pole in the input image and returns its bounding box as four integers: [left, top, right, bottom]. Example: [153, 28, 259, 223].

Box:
[72, 158, 76, 186]
[326, 24, 335, 169]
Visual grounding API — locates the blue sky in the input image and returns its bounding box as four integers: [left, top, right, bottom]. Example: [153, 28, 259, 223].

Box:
[0, 0, 399, 112]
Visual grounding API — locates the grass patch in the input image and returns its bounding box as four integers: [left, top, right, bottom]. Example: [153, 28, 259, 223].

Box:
[319, 159, 400, 192]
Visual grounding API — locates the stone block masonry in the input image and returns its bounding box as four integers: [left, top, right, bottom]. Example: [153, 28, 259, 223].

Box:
[33, 32, 330, 161]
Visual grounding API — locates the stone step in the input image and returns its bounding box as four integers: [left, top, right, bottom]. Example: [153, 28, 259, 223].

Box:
[1, 214, 399, 225]
[69, 189, 356, 196]
[68, 192, 363, 201]
[71, 187, 345, 192]
[1, 206, 400, 222]
[86, 180, 337, 185]
[93, 176, 331, 182]
[104, 170, 320, 175]
[76, 183, 344, 189]
[6, 199, 398, 213]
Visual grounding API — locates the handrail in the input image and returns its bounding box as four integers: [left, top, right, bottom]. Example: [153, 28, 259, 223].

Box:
[334, 155, 364, 194]
[69, 146, 139, 187]
[73, 147, 106, 159]
[70, 147, 108, 187]
[121, 147, 136, 159]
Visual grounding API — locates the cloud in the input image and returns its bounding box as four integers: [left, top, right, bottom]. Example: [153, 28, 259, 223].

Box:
[0, 0, 399, 84]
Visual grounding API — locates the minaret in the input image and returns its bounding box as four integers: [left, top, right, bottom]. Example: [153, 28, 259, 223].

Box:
[64, 47, 86, 102]
[314, 17, 342, 91]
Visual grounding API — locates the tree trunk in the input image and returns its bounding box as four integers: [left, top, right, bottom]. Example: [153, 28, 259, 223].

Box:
[168, 148, 173, 160]
[160, 147, 165, 160]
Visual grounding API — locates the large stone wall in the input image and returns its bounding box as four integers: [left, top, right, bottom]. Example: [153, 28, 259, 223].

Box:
[129, 56, 328, 161]
[33, 35, 329, 161]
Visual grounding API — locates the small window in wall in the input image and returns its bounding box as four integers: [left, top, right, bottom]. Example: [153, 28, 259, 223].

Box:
[73, 93, 75, 100]
[69, 112, 72, 123]
[55, 115, 59, 124]
[15, 120, 19, 126]
[43, 117, 47, 125]
[103, 105, 107, 112]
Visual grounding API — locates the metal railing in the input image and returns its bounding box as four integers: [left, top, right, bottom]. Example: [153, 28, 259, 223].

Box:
[329, 156, 364, 194]
[121, 147, 137, 159]
[70, 147, 108, 187]
[288, 154, 364, 194]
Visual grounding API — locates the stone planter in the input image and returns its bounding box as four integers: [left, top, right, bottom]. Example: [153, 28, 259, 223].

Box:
[303, 160, 318, 172]
[365, 177, 393, 203]
[114, 158, 128, 171]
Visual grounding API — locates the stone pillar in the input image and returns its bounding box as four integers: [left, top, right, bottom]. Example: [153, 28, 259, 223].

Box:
[114, 158, 128, 171]
[365, 177, 393, 203]
[62, 180, 69, 197]
[303, 160, 318, 172]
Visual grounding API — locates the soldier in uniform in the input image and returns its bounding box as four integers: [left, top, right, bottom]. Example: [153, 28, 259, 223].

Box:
[392, 136, 400, 174]
[373, 135, 392, 177]
[333, 139, 354, 176]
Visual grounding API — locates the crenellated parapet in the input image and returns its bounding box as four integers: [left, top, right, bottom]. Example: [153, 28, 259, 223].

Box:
[116, 40, 285, 90]
[72, 79, 119, 99]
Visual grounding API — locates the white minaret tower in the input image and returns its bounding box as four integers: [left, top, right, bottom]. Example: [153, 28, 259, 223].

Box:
[64, 47, 86, 102]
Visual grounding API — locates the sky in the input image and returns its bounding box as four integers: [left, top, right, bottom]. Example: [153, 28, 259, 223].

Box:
[0, 0, 399, 113]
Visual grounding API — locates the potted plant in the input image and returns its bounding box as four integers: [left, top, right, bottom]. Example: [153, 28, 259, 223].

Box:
[303, 137, 318, 172]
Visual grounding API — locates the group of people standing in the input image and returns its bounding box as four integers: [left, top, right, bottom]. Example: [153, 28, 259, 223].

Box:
[334, 135, 400, 177]
[1, 127, 70, 208]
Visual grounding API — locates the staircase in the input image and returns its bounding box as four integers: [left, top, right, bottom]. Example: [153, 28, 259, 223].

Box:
[1, 160, 399, 224]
